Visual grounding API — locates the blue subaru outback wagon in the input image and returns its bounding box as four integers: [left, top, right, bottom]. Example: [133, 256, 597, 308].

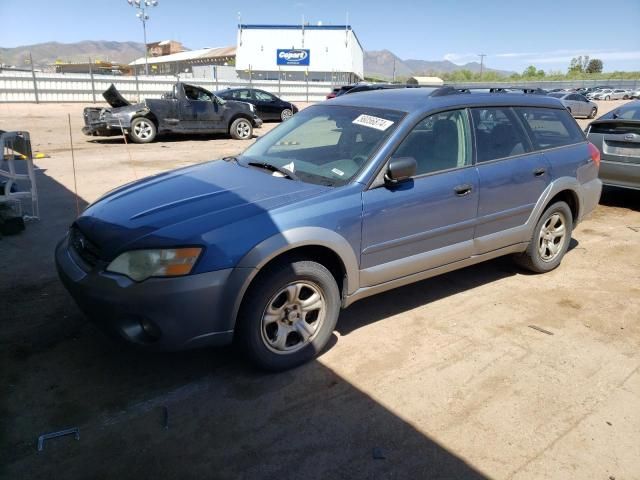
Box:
[56, 87, 602, 370]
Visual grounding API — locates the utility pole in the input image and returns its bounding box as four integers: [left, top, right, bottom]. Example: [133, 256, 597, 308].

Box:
[127, 0, 159, 76]
[478, 53, 486, 79]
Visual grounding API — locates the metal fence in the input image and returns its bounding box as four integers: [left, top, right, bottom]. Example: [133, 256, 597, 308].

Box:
[0, 70, 335, 103]
[449, 79, 640, 90]
[2, 70, 638, 104]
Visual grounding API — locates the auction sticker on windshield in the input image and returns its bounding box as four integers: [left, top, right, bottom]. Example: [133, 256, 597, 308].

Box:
[352, 114, 395, 131]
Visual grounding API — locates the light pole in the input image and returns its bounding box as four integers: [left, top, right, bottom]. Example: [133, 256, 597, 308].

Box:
[127, 0, 158, 76]
[478, 53, 486, 79]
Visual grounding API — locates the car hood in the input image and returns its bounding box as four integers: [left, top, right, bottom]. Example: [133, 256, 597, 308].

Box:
[75, 160, 329, 259]
[103, 84, 131, 108]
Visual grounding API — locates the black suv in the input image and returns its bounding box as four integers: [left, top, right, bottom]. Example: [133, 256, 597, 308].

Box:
[216, 88, 298, 122]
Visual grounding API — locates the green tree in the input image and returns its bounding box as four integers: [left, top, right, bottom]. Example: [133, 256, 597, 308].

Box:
[569, 55, 590, 74]
[523, 65, 538, 78]
[585, 59, 603, 74]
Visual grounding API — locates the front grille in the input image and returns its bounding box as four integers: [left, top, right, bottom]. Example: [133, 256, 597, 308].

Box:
[69, 226, 102, 267]
[83, 108, 103, 126]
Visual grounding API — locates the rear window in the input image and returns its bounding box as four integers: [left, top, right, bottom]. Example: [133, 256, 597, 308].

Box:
[515, 107, 584, 150]
[589, 122, 640, 135]
[470, 107, 531, 162]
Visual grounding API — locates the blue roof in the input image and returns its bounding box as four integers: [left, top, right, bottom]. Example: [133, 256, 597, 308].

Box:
[328, 87, 566, 114]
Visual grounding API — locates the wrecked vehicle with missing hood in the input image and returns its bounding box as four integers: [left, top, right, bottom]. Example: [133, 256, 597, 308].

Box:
[82, 82, 263, 143]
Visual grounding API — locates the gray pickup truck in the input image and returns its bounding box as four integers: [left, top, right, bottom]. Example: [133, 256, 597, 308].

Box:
[82, 82, 263, 143]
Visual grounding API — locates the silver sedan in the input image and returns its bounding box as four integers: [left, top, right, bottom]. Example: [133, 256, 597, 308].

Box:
[548, 92, 598, 118]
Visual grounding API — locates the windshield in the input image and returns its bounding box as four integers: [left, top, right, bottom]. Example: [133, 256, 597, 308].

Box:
[240, 105, 405, 186]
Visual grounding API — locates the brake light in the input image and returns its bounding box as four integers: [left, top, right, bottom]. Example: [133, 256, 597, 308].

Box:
[588, 142, 601, 168]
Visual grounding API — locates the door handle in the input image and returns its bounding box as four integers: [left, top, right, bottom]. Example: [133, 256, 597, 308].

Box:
[454, 184, 473, 196]
[533, 167, 546, 177]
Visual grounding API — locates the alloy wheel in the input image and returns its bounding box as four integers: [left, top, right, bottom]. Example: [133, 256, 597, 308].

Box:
[133, 120, 153, 140]
[260, 281, 326, 354]
[538, 212, 567, 262]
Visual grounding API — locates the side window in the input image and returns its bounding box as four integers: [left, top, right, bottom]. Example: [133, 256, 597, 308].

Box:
[515, 107, 584, 150]
[619, 106, 640, 120]
[232, 90, 252, 100]
[394, 109, 472, 176]
[255, 91, 275, 101]
[470, 107, 530, 162]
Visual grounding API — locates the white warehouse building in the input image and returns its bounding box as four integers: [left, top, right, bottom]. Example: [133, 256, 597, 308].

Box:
[235, 24, 364, 83]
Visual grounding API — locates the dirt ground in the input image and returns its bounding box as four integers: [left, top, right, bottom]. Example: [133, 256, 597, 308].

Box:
[1, 99, 639, 480]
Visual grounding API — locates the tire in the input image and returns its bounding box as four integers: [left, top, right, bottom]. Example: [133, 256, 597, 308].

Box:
[229, 117, 253, 140]
[514, 201, 573, 273]
[280, 108, 293, 122]
[589, 107, 597, 119]
[623, 95, 629, 100]
[605, 96, 610, 101]
[128, 117, 157, 143]
[236, 260, 340, 371]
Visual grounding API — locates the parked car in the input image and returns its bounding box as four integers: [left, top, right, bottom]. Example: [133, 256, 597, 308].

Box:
[326, 85, 355, 100]
[592, 89, 628, 101]
[586, 100, 640, 190]
[216, 88, 298, 122]
[82, 83, 262, 143]
[547, 92, 598, 118]
[57, 87, 602, 370]
[630, 89, 640, 99]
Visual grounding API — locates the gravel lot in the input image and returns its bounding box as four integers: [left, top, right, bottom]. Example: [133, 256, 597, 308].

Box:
[1, 99, 639, 479]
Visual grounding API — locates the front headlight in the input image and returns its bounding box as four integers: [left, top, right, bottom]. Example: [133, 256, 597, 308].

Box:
[106, 248, 202, 282]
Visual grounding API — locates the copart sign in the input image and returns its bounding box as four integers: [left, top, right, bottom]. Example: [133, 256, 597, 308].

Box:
[276, 49, 310, 66]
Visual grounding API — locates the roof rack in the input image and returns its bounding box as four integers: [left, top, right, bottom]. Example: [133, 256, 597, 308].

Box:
[431, 86, 547, 97]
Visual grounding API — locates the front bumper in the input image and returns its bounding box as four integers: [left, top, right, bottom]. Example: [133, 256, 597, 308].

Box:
[55, 237, 235, 350]
[82, 121, 126, 137]
[253, 115, 263, 128]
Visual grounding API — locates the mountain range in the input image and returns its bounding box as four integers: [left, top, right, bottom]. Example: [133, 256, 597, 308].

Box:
[0, 41, 146, 67]
[364, 50, 514, 79]
[0, 41, 512, 77]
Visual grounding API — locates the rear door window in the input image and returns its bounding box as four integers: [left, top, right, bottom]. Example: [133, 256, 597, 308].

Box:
[515, 107, 584, 150]
[470, 107, 531, 162]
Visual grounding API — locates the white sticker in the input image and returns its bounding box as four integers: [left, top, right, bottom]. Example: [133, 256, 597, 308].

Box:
[352, 114, 394, 131]
[282, 161, 295, 172]
[331, 168, 345, 176]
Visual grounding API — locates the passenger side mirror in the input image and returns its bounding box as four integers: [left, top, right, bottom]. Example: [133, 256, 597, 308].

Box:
[385, 157, 416, 185]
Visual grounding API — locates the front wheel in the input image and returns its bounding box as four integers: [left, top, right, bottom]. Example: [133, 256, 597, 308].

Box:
[589, 107, 597, 119]
[229, 118, 253, 140]
[128, 117, 157, 143]
[605, 96, 610, 101]
[514, 201, 573, 273]
[236, 260, 340, 371]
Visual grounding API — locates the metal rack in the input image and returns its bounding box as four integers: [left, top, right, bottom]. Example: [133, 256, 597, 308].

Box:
[1, 130, 40, 219]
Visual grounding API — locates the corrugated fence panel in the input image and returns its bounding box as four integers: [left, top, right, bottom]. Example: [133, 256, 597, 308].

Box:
[0, 72, 335, 103]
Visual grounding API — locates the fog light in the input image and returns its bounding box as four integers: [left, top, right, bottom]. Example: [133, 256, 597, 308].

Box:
[140, 318, 161, 341]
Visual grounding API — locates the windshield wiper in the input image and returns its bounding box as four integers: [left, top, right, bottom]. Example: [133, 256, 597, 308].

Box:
[247, 162, 299, 180]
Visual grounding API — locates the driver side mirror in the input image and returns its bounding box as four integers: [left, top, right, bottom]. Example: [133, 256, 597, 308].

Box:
[385, 157, 416, 185]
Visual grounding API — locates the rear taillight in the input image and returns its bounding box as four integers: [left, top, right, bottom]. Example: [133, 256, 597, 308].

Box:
[588, 142, 601, 168]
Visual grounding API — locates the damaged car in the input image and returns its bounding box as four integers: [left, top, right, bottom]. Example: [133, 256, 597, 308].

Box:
[82, 83, 263, 143]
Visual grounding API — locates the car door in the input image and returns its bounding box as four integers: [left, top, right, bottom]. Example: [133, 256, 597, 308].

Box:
[565, 94, 581, 116]
[179, 84, 224, 131]
[471, 106, 551, 253]
[253, 90, 281, 120]
[360, 108, 479, 287]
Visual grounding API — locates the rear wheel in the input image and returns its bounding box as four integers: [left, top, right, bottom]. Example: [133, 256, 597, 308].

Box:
[280, 108, 293, 121]
[605, 95, 610, 101]
[236, 260, 340, 371]
[229, 118, 253, 140]
[514, 201, 573, 273]
[128, 117, 157, 143]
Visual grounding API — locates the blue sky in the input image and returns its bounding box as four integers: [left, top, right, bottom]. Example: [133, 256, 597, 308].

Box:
[1, 0, 639, 72]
